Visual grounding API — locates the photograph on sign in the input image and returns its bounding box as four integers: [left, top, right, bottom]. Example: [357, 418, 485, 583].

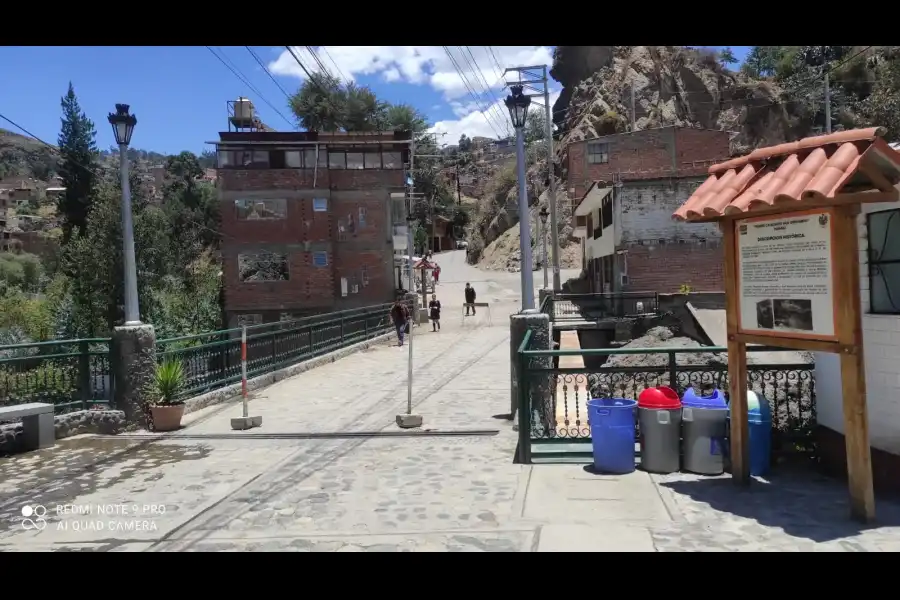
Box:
[736, 210, 835, 338]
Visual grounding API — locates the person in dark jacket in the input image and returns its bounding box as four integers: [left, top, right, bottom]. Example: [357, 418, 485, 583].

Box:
[429, 294, 442, 331]
[464, 283, 476, 316]
[390, 298, 410, 346]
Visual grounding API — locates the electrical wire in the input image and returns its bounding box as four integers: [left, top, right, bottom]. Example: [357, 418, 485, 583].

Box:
[461, 46, 511, 137]
[205, 46, 292, 128]
[441, 46, 506, 139]
[321, 47, 348, 82]
[245, 46, 292, 101]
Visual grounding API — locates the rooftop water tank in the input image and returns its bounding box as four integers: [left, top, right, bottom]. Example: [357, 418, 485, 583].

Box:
[234, 97, 254, 121]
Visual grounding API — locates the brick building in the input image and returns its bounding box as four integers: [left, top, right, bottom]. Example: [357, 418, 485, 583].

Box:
[569, 126, 731, 293]
[214, 130, 410, 327]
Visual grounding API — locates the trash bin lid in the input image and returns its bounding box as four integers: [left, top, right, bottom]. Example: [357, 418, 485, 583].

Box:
[681, 387, 727, 410]
[729, 390, 771, 421]
[638, 386, 681, 409]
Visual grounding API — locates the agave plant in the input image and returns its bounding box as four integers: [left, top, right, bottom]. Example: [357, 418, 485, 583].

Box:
[151, 359, 185, 406]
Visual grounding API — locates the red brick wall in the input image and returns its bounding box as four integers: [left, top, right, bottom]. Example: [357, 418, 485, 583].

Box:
[625, 242, 723, 293]
[219, 166, 403, 317]
[566, 127, 731, 203]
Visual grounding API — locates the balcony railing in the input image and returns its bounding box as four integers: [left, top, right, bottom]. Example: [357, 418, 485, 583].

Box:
[545, 292, 660, 321]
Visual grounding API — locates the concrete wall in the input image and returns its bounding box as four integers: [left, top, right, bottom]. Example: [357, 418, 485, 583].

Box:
[815, 198, 900, 458]
[616, 178, 724, 293]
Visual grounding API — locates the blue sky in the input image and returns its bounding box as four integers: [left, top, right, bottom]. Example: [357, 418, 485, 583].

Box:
[0, 46, 749, 156]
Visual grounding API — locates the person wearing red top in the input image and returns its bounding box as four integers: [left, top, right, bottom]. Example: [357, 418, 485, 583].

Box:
[433, 263, 441, 285]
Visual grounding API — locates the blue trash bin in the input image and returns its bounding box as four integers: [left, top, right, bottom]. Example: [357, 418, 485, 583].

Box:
[728, 391, 772, 477]
[587, 398, 637, 474]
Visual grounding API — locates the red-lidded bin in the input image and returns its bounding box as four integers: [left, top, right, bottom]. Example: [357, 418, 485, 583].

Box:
[637, 387, 683, 474]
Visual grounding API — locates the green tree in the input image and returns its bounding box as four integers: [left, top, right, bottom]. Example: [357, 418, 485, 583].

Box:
[56, 82, 98, 242]
[288, 72, 346, 131]
[342, 82, 387, 131]
[458, 134, 472, 152]
[855, 46, 900, 140]
[384, 104, 428, 133]
[718, 47, 737, 66]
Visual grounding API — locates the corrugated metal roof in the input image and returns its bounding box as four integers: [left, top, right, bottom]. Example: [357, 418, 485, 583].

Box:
[673, 127, 900, 222]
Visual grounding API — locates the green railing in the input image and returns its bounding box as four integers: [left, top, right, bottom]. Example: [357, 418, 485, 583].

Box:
[0, 339, 114, 413]
[156, 301, 406, 399]
[515, 330, 816, 464]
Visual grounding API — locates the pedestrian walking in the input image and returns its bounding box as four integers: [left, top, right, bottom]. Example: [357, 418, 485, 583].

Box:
[429, 294, 442, 332]
[433, 263, 441, 285]
[464, 282, 477, 316]
[390, 297, 410, 346]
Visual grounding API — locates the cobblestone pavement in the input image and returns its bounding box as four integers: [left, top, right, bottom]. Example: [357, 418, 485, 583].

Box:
[1, 252, 899, 551]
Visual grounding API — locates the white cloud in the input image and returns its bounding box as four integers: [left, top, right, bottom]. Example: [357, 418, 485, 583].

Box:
[430, 90, 562, 146]
[268, 46, 558, 141]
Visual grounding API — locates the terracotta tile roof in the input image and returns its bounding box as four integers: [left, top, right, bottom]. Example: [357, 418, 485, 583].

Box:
[673, 127, 900, 222]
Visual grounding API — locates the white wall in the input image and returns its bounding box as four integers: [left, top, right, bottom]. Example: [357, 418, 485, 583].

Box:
[586, 205, 615, 259]
[815, 199, 900, 455]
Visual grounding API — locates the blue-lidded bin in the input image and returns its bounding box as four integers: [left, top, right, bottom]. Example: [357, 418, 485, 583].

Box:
[587, 398, 637, 474]
[681, 388, 728, 475]
[728, 391, 772, 477]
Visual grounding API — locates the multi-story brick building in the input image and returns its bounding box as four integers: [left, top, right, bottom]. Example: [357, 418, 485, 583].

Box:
[569, 126, 731, 294]
[214, 130, 410, 327]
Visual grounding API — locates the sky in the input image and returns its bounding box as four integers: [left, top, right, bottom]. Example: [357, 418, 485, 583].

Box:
[0, 46, 750, 157]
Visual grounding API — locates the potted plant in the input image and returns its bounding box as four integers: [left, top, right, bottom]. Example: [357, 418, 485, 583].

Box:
[148, 359, 186, 432]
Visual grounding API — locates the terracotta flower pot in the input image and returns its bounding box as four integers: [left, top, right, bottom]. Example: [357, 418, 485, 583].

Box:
[150, 403, 185, 432]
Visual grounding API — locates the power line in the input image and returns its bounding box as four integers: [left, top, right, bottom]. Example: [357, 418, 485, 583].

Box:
[442, 46, 506, 139]
[205, 46, 292, 128]
[320, 47, 348, 82]
[245, 46, 292, 101]
[461, 46, 511, 137]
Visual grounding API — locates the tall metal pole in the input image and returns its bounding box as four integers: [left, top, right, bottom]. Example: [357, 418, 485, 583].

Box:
[406, 139, 415, 416]
[515, 125, 535, 310]
[630, 84, 636, 131]
[824, 73, 832, 134]
[542, 65, 561, 291]
[118, 143, 141, 326]
[541, 219, 549, 289]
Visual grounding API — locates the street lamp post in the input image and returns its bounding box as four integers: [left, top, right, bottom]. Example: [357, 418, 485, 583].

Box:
[505, 85, 534, 311]
[107, 104, 141, 326]
[539, 206, 549, 290]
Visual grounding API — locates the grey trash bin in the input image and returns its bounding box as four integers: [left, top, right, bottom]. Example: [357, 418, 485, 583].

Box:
[681, 387, 728, 475]
[637, 386, 682, 474]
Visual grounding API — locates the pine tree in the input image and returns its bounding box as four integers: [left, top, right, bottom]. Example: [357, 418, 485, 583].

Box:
[57, 82, 98, 242]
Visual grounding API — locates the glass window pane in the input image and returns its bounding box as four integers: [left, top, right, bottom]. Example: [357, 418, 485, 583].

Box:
[303, 149, 317, 169]
[364, 152, 382, 169]
[217, 150, 232, 168]
[313, 198, 328, 212]
[285, 151, 302, 168]
[251, 151, 270, 167]
[235, 199, 286, 220]
[382, 152, 401, 169]
[869, 209, 900, 263]
[318, 146, 328, 167]
[346, 152, 365, 170]
[238, 252, 289, 281]
[328, 152, 346, 169]
[313, 251, 328, 267]
[870, 262, 900, 314]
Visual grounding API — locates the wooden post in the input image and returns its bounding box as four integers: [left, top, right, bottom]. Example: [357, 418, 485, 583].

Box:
[832, 205, 875, 522]
[722, 221, 750, 485]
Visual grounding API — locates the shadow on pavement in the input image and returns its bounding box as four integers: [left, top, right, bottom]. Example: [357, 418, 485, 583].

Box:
[0, 437, 211, 533]
[658, 470, 900, 543]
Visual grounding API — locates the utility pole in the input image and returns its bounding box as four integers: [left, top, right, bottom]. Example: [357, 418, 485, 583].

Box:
[396, 136, 423, 429]
[455, 162, 462, 205]
[823, 47, 832, 134]
[504, 65, 562, 291]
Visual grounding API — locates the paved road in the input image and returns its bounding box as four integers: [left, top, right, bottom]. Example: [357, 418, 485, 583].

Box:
[1, 252, 899, 551]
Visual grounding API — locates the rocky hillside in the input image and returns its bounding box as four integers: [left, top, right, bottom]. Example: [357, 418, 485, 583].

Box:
[468, 45, 896, 271]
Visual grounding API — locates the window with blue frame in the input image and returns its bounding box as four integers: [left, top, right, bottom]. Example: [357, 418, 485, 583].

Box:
[313, 198, 328, 212]
[313, 251, 328, 267]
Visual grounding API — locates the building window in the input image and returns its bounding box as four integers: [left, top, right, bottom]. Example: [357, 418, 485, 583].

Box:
[313, 251, 328, 267]
[361, 265, 369, 286]
[217, 150, 234, 168]
[601, 195, 613, 230]
[341, 277, 349, 297]
[382, 151, 402, 169]
[238, 251, 289, 282]
[358, 207, 367, 227]
[313, 197, 328, 212]
[328, 151, 346, 169]
[364, 151, 382, 169]
[346, 152, 365, 170]
[285, 150, 303, 168]
[587, 142, 609, 164]
[867, 208, 900, 314]
[235, 199, 287, 220]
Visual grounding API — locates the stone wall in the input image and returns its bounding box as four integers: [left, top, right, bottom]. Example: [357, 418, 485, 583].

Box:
[0, 410, 126, 456]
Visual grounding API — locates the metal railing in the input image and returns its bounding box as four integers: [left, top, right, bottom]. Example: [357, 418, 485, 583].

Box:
[156, 301, 408, 399]
[0, 300, 412, 413]
[0, 339, 114, 413]
[516, 330, 816, 464]
[548, 292, 660, 322]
